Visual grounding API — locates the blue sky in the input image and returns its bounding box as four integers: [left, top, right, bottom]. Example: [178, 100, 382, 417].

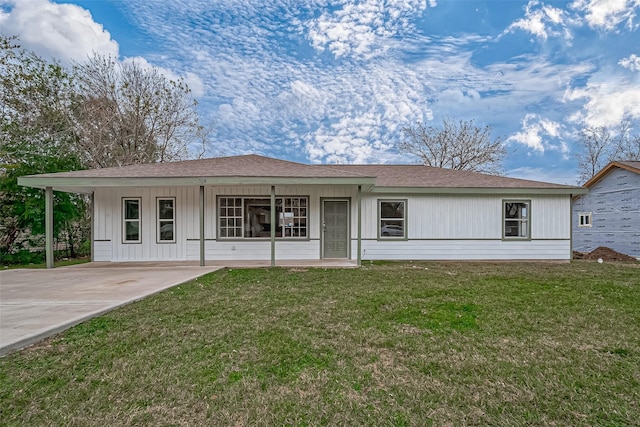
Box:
[2, 0, 639, 184]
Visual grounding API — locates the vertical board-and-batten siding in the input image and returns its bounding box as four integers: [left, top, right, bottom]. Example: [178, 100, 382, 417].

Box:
[95, 185, 355, 262]
[357, 193, 570, 260]
[572, 167, 640, 258]
[361, 194, 569, 240]
[94, 187, 191, 261]
[93, 186, 572, 262]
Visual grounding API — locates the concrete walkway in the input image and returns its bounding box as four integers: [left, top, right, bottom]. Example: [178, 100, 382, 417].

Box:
[0, 262, 222, 356]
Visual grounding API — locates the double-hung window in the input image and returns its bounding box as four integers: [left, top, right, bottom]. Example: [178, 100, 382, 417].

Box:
[157, 198, 176, 243]
[379, 200, 406, 239]
[218, 196, 308, 239]
[578, 212, 592, 227]
[123, 198, 141, 243]
[503, 200, 530, 239]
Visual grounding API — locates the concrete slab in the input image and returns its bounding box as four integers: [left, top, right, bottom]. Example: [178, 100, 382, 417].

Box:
[0, 263, 222, 356]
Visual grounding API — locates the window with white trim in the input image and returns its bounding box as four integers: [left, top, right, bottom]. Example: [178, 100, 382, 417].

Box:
[503, 200, 530, 239]
[379, 200, 406, 239]
[123, 198, 141, 243]
[578, 212, 592, 228]
[218, 196, 308, 239]
[157, 198, 176, 243]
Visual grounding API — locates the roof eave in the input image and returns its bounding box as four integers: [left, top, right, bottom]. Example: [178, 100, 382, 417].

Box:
[17, 175, 377, 191]
[371, 186, 587, 195]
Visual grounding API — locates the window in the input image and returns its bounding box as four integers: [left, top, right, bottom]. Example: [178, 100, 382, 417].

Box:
[379, 200, 406, 239]
[578, 212, 592, 228]
[218, 196, 308, 239]
[503, 200, 530, 239]
[123, 198, 141, 243]
[157, 198, 176, 243]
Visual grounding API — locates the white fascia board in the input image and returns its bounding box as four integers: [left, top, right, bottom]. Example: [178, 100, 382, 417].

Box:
[371, 186, 588, 196]
[17, 175, 376, 191]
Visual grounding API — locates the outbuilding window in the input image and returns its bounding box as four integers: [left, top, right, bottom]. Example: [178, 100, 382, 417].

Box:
[157, 198, 176, 243]
[503, 200, 530, 239]
[218, 196, 308, 239]
[379, 200, 406, 239]
[578, 212, 592, 227]
[123, 198, 141, 243]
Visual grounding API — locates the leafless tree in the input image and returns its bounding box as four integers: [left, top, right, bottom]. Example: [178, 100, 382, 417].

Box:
[72, 54, 206, 168]
[576, 120, 640, 183]
[400, 117, 505, 175]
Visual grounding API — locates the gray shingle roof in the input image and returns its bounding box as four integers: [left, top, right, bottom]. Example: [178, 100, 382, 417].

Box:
[30, 155, 370, 179]
[20, 154, 584, 191]
[323, 164, 578, 189]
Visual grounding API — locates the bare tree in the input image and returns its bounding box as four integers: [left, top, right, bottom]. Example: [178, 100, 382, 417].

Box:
[72, 54, 205, 168]
[618, 133, 640, 161]
[400, 117, 505, 175]
[576, 120, 640, 183]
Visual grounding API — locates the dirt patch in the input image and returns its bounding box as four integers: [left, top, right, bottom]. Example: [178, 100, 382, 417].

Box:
[573, 246, 637, 262]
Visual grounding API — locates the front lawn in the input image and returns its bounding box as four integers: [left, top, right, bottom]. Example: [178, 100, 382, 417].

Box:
[1, 261, 639, 426]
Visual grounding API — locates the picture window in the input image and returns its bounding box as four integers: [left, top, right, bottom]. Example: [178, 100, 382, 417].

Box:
[218, 196, 308, 239]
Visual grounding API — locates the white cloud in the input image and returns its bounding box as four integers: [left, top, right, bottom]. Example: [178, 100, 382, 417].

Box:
[305, 112, 391, 164]
[306, 0, 431, 59]
[0, 1, 204, 97]
[570, 0, 640, 30]
[506, 0, 573, 41]
[564, 82, 640, 127]
[507, 114, 567, 154]
[619, 53, 640, 71]
[0, 0, 118, 63]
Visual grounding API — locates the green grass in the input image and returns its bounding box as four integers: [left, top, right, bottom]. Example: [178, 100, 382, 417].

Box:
[1, 261, 639, 426]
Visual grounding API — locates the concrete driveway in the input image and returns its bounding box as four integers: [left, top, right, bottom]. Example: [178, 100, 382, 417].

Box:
[0, 262, 222, 356]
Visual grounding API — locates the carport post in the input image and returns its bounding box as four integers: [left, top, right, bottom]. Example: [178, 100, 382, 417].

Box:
[270, 185, 276, 267]
[199, 185, 205, 267]
[90, 192, 95, 262]
[45, 186, 54, 269]
[357, 185, 362, 267]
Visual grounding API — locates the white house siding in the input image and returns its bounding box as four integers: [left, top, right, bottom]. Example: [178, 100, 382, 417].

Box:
[92, 186, 571, 262]
[572, 168, 640, 258]
[95, 185, 355, 262]
[356, 193, 571, 260]
[94, 187, 192, 262]
[353, 239, 570, 261]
